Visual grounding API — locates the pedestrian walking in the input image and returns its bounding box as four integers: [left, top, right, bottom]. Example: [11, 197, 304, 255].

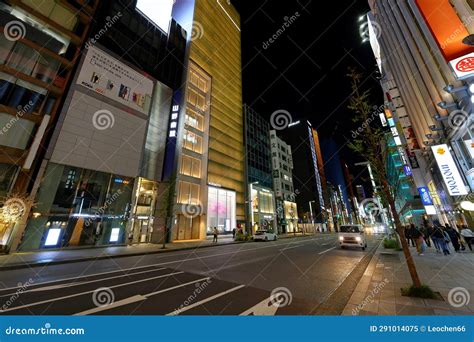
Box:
[232, 228, 236, 239]
[428, 224, 441, 252]
[445, 224, 461, 252]
[213, 227, 218, 243]
[404, 226, 415, 247]
[460, 226, 474, 251]
[422, 223, 431, 247]
[409, 224, 425, 255]
[432, 225, 450, 255]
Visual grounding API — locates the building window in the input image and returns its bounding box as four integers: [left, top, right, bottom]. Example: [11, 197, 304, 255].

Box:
[185, 108, 204, 131]
[180, 155, 201, 178]
[207, 186, 236, 233]
[178, 181, 200, 205]
[183, 129, 203, 153]
[189, 68, 210, 92]
[187, 87, 207, 111]
[0, 113, 35, 149]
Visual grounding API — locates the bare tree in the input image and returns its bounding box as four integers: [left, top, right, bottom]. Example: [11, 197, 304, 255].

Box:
[347, 69, 422, 288]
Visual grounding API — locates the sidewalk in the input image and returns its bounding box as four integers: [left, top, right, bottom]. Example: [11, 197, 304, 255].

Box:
[342, 243, 474, 315]
[0, 232, 323, 271]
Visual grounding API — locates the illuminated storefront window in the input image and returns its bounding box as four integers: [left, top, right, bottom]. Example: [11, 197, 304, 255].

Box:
[251, 187, 276, 232]
[207, 186, 236, 234]
[20, 163, 133, 250]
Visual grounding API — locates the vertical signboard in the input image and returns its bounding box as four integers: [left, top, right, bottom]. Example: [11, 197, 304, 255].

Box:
[431, 144, 468, 196]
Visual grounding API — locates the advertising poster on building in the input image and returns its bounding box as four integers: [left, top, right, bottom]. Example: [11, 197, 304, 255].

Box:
[77, 46, 154, 114]
[431, 144, 468, 196]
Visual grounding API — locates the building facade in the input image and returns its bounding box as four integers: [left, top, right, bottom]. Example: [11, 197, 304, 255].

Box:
[0, 0, 101, 251]
[269, 129, 298, 233]
[367, 0, 474, 228]
[244, 105, 276, 233]
[280, 121, 327, 226]
[170, 0, 244, 240]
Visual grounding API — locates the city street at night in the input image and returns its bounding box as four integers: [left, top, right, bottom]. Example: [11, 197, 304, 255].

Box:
[0, 0, 474, 340]
[0, 235, 381, 315]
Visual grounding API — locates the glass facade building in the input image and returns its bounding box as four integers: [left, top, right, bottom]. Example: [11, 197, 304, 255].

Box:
[21, 163, 133, 250]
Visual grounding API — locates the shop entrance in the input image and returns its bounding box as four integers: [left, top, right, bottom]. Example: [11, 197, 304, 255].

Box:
[130, 178, 157, 244]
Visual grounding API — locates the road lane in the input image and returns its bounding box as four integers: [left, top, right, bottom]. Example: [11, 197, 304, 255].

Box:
[0, 234, 382, 315]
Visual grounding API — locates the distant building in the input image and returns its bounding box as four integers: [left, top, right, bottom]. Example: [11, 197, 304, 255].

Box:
[280, 121, 326, 224]
[320, 139, 351, 225]
[244, 105, 276, 233]
[270, 130, 298, 233]
[356, 185, 367, 202]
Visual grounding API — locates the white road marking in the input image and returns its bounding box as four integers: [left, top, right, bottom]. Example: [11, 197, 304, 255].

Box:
[146, 277, 211, 297]
[74, 277, 211, 315]
[0, 236, 332, 292]
[167, 284, 245, 316]
[0, 271, 184, 313]
[1, 267, 167, 297]
[239, 297, 279, 316]
[280, 245, 302, 251]
[318, 247, 336, 255]
[0, 265, 167, 293]
[74, 295, 147, 316]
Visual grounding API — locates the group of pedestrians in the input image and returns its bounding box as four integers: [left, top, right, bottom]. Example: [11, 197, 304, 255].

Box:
[403, 222, 474, 256]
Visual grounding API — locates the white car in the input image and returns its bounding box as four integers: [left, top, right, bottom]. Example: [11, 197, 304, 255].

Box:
[338, 224, 367, 250]
[253, 230, 277, 241]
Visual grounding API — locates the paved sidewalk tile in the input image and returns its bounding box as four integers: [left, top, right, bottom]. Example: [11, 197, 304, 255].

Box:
[343, 243, 474, 316]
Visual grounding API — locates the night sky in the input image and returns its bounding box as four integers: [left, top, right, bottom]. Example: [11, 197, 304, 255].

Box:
[233, 0, 383, 190]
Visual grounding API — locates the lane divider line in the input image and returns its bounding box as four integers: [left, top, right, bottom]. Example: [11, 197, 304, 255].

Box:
[318, 247, 336, 255]
[166, 284, 245, 316]
[0, 271, 184, 313]
[0, 267, 167, 298]
[74, 295, 147, 316]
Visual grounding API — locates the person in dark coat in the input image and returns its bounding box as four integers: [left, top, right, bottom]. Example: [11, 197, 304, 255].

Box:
[432, 225, 450, 255]
[445, 224, 461, 252]
[404, 226, 415, 247]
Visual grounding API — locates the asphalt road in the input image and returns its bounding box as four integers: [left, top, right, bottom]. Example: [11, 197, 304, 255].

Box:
[0, 234, 381, 315]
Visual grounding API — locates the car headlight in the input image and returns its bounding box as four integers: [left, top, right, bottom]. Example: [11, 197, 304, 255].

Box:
[356, 236, 361, 242]
[339, 236, 344, 241]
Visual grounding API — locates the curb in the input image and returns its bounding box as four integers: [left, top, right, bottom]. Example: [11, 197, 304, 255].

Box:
[0, 240, 245, 271]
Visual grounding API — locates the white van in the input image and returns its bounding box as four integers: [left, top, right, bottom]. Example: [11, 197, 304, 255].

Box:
[338, 224, 367, 250]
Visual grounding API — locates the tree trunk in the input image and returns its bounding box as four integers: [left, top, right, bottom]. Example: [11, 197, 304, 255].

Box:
[380, 177, 422, 288]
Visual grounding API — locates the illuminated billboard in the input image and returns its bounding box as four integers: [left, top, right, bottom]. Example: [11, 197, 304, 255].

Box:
[415, 0, 474, 78]
[431, 144, 468, 196]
